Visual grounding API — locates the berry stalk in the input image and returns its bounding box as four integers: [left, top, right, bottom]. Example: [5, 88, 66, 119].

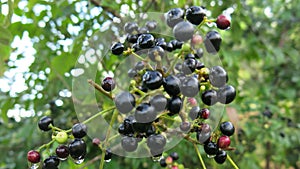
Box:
[193, 143, 207, 169]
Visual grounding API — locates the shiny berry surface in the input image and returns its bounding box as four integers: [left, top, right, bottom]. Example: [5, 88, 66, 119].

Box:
[142, 70, 163, 90]
[69, 138, 86, 159]
[149, 95, 168, 112]
[217, 135, 231, 149]
[180, 76, 199, 97]
[111, 42, 124, 55]
[163, 75, 181, 96]
[137, 34, 155, 48]
[38, 116, 53, 131]
[209, 66, 228, 88]
[186, 6, 206, 25]
[72, 123, 87, 138]
[220, 121, 235, 136]
[204, 141, 218, 155]
[114, 92, 136, 114]
[165, 8, 185, 28]
[43, 156, 60, 169]
[56, 145, 69, 159]
[173, 21, 195, 41]
[101, 77, 116, 92]
[217, 85, 236, 104]
[167, 96, 182, 115]
[134, 103, 157, 123]
[121, 136, 138, 152]
[216, 14, 231, 30]
[27, 150, 40, 163]
[147, 134, 166, 150]
[214, 150, 227, 164]
[201, 90, 218, 106]
[204, 30, 222, 54]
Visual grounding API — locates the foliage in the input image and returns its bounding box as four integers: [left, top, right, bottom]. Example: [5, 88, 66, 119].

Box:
[0, 0, 299, 169]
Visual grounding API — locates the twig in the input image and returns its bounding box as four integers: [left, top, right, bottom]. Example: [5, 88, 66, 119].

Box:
[88, 79, 113, 99]
[193, 143, 207, 169]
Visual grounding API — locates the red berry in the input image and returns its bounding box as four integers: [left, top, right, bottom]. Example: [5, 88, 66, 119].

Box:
[191, 34, 203, 45]
[187, 97, 197, 106]
[216, 15, 231, 30]
[27, 150, 41, 163]
[200, 108, 210, 119]
[92, 138, 101, 146]
[217, 135, 231, 149]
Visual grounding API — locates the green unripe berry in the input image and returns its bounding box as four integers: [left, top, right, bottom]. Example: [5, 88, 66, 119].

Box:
[55, 131, 68, 144]
[181, 43, 191, 52]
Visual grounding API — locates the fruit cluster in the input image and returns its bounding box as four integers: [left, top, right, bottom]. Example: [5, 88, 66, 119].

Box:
[27, 5, 238, 169]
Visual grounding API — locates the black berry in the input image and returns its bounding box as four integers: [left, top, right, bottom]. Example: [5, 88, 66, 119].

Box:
[204, 141, 218, 155]
[142, 70, 163, 90]
[180, 76, 199, 97]
[163, 75, 181, 96]
[38, 116, 53, 131]
[69, 138, 86, 159]
[134, 103, 157, 123]
[56, 145, 69, 159]
[72, 123, 87, 138]
[217, 85, 236, 104]
[201, 90, 218, 106]
[43, 156, 60, 169]
[167, 96, 182, 115]
[114, 92, 136, 114]
[121, 136, 138, 152]
[220, 121, 235, 136]
[170, 152, 179, 161]
[204, 31, 222, 54]
[165, 8, 185, 28]
[149, 95, 168, 112]
[124, 22, 138, 33]
[214, 150, 227, 164]
[173, 21, 195, 41]
[137, 34, 155, 49]
[104, 149, 112, 161]
[147, 134, 166, 150]
[189, 106, 200, 120]
[101, 77, 116, 92]
[148, 46, 165, 62]
[186, 6, 206, 25]
[182, 58, 197, 74]
[111, 42, 124, 55]
[209, 66, 228, 88]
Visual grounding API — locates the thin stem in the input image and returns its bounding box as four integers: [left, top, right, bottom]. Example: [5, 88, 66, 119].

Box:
[37, 139, 55, 152]
[99, 149, 106, 169]
[83, 107, 116, 125]
[193, 143, 207, 169]
[227, 154, 239, 169]
[131, 51, 145, 61]
[88, 79, 113, 100]
[166, 54, 180, 75]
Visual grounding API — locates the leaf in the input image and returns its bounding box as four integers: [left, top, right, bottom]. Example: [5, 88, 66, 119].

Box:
[49, 52, 77, 80]
[0, 25, 12, 76]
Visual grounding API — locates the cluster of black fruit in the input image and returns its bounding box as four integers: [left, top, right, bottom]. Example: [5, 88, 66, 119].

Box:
[27, 116, 113, 169]
[108, 5, 235, 166]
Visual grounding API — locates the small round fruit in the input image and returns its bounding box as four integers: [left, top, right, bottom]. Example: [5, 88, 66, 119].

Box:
[72, 123, 87, 138]
[186, 6, 206, 25]
[137, 34, 155, 49]
[126, 34, 138, 43]
[204, 142, 218, 155]
[181, 76, 199, 97]
[160, 158, 167, 167]
[189, 106, 200, 120]
[167, 96, 182, 115]
[38, 116, 53, 131]
[204, 31, 222, 54]
[147, 134, 166, 150]
[92, 138, 101, 146]
[111, 42, 124, 55]
[196, 123, 211, 144]
[200, 108, 210, 119]
[165, 8, 185, 28]
[220, 121, 235, 136]
[149, 95, 168, 112]
[134, 103, 157, 123]
[173, 21, 195, 41]
[201, 90, 218, 106]
[27, 150, 40, 163]
[55, 131, 68, 144]
[114, 92, 136, 114]
[217, 135, 231, 149]
[124, 22, 138, 33]
[180, 121, 191, 132]
[127, 68, 138, 78]
[216, 14, 231, 30]
[148, 46, 165, 62]
[163, 75, 181, 96]
[214, 150, 227, 164]
[146, 20, 157, 31]
[43, 156, 60, 169]
[134, 61, 145, 71]
[101, 77, 116, 92]
[209, 66, 228, 88]
[170, 152, 179, 161]
[142, 70, 163, 90]
[195, 48, 204, 59]
[69, 138, 86, 159]
[217, 85, 236, 104]
[182, 58, 197, 74]
[104, 149, 112, 161]
[56, 145, 70, 159]
[121, 136, 138, 152]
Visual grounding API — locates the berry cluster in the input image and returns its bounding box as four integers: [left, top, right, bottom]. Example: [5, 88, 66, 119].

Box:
[27, 117, 89, 169]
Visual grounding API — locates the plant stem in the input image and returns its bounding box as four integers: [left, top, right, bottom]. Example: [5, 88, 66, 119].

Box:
[227, 154, 239, 169]
[37, 139, 55, 152]
[99, 149, 106, 169]
[83, 107, 116, 125]
[193, 143, 207, 169]
[88, 79, 113, 99]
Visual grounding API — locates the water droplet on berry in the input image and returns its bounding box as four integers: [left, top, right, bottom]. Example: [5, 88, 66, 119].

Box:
[30, 163, 39, 169]
[207, 154, 216, 158]
[105, 159, 111, 163]
[74, 158, 84, 164]
[152, 155, 163, 162]
[58, 157, 68, 161]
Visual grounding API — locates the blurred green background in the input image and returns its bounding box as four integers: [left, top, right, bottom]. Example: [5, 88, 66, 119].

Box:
[0, 0, 299, 169]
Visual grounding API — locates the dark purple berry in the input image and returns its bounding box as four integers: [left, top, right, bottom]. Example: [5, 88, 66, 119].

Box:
[201, 90, 218, 106]
[163, 75, 181, 96]
[56, 145, 69, 159]
[182, 58, 197, 74]
[165, 8, 185, 28]
[167, 96, 182, 115]
[149, 95, 168, 112]
[148, 46, 165, 62]
[111, 42, 124, 55]
[114, 92, 136, 114]
[145, 20, 157, 31]
[27, 150, 40, 163]
[180, 76, 199, 97]
[101, 77, 116, 92]
[200, 108, 210, 119]
[137, 34, 155, 49]
[204, 31, 222, 54]
[147, 134, 166, 150]
[216, 15, 231, 30]
[69, 138, 86, 159]
[126, 34, 138, 43]
[186, 6, 206, 25]
[124, 22, 138, 33]
[142, 70, 163, 90]
[43, 156, 60, 169]
[72, 123, 87, 138]
[180, 122, 191, 132]
[214, 150, 227, 164]
[204, 141, 218, 155]
[121, 136, 138, 152]
[220, 121, 235, 136]
[160, 158, 167, 167]
[173, 21, 195, 41]
[197, 123, 211, 144]
[189, 106, 200, 120]
[134, 103, 157, 123]
[209, 66, 228, 88]
[217, 85, 236, 104]
[38, 116, 53, 131]
[170, 152, 179, 161]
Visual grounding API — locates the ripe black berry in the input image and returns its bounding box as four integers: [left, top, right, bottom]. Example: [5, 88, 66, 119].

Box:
[104, 149, 112, 161]
[149, 95, 168, 112]
[56, 145, 69, 159]
[163, 75, 181, 96]
[147, 134, 166, 150]
[195, 48, 204, 59]
[167, 96, 182, 115]
[148, 46, 165, 62]
[214, 150, 227, 164]
[201, 90, 218, 106]
[170, 152, 179, 161]
[134, 103, 157, 123]
[72, 123, 87, 138]
[220, 121, 235, 136]
[165, 8, 185, 28]
[134, 61, 145, 71]
[182, 58, 197, 74]
[27, 150, 40, 163]
[43, 156, 60, 169]
[180, 121, 191, 132]
[101, 77, 116, 92]
[217, 85, 236, 104]
[189, 106, 200, 120]
[124, 22, 138, 33]
[137, 34, 155, 49]
[121, 136, 138, 152]
[111, 42, 124, 55]
[209, 66, 228, 88]
[142, 70, 163, 90]
[126, 34, 138, 43]
[204, 31, 222, 54]
[138, 26, 149, 34]
[186, 6, 206, 25]
[173, 21, 195, 41]
[160, 158, 167, 167]
[216, 14, 231, 30]
[145, 20, 157, 31]
[127, 68, 138, 78]
[38, 116, 53, 131]
[170, 39, 183, 49]
[114, 92, 136, 114]
[69, 138, 86, 159]
[180, 76, 199, 97]
[204, 141, 218, 155]
[196, 123, 211, 144]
